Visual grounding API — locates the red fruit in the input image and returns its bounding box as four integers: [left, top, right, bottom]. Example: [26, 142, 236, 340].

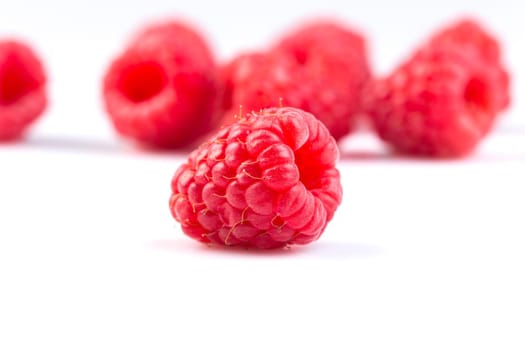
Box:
[103, 21, 220, 149]
[218, 52, 265, 127]
[429, 19, 501, 64]
[222, 21, 370, 141]
[364, 19, 510, 157]
[276, 21, 368, 79]
[427, 18, 510, 111]
[220, 52, 265, 113]
[0, 40, 47, 141]
[170, 107, 342, 249]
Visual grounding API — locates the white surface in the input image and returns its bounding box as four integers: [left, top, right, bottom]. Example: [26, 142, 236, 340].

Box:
[1, 0, 525, 349]
[0, 131, 524, 349]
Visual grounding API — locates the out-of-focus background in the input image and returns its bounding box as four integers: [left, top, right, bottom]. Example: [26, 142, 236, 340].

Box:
[1, 1, 524, 349]
[0, 0, 523, 139]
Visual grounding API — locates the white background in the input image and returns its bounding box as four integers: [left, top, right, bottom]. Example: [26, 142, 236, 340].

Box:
[1, 1, 524, 349]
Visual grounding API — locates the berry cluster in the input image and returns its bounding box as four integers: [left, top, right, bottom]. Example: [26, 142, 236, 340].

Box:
[1, 18, 511, 249]
[166, 18, 510, 248]
[102, 20, 370, 148]
[101, 18, 509, 158]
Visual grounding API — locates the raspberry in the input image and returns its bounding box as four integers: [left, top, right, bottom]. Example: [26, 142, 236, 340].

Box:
[364, 20, 510, 157]
[0, 40, 47, 141]
[103, 20, 220, 149]
[222, 21, 370, 141]
[169, 107, 342, 249]
[429, 19, 501, 64]
[427, 18, 510, 111]
[220, 52, 264, 113]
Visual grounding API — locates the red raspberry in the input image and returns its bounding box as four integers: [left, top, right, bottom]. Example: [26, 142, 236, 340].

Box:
[0, 40, 47, 141]
[169, 107, 342, 249]
[276, 21, 369, 82]
[427, 18, 510, 111]
[103, 21, 220, 149]
[222, 21, 370, 141]
[220, 52, 264, 113]
[364, 20, 510, 157]
[429, 19, 501, 64]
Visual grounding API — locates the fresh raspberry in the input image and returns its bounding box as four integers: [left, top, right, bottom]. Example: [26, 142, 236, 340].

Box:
[365, 46, 508, 157]
[220, 52, 265, 113]
[276, 21, 369, 79]
[429, 19, 501, 64]
[0, 40, 47, 141]
[426, 18, 510, 111]
[222, 21, 370, 141]
[103, 20, 220, 149]
[170, 107, 342, 249]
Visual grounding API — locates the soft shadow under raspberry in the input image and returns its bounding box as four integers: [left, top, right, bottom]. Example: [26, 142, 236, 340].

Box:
[150, 238, 383, 259]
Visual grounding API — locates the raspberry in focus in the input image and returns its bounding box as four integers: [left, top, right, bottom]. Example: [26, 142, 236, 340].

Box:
[103, 20, 220, 149]
[170, 107, 343, 249]
[0, 40, 47, 141]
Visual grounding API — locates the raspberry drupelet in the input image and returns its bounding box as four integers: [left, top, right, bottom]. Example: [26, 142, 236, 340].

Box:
[170, 107, 343, 249]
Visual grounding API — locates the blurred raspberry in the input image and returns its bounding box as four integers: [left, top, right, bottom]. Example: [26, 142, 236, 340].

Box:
[429, 19, 501, 64]
[222, 20, 370, 141]
[364, 39, 509, 157]
[220, 52, 265, 112]
[426, 18, 510, 110]
[170, 107, 342, 249]
[0, 40, 47, 141]
[103, 20, 220, 149]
